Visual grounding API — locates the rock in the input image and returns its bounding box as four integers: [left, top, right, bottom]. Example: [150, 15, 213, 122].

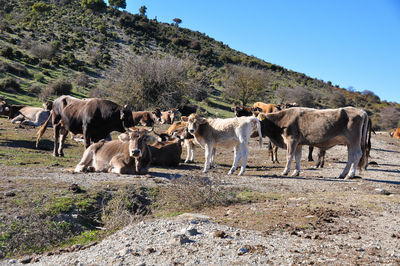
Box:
[237, 247, 248, 255]
[181, 227, 199, 236]
[69, 183, 82, 193]
[375, 188, 391, 195]
[20, 256, 34, 264]
[214, 230, 228, 238]
[356, 248, 365, 252]
[119, 248, 133, 256]
[170, 233, 191, 245]
[146, 247, 155, 254]
[5, 191, 15, 197]
[8, 259, 17, 264]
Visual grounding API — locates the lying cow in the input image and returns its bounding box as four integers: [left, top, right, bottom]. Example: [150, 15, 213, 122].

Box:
[257, 107, 371, 179]
[11, 101, 52, 127]
[131, 109, 162, 127]
[389, 128, 400, 139]
[37, 96, 135, 157]
[177, 104, 197, 117]
[74, 129, 156, 174]
[0, 98, 26, 119]
[184, 114, 262, 176]
[154, 120, 196, 163]
[160, 108, 180, 124]
[149, 137, 182, 167]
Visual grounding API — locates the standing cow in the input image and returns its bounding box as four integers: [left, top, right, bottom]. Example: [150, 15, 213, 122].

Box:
[257, 107, 371, 179]
[184, 114, 262, 176]
[37, 95, 135, 156]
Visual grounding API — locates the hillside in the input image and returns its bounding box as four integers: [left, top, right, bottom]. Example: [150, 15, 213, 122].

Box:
[1, 0, 399, 129]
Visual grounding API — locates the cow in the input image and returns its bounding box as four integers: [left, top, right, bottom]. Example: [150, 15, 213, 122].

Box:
[184, 114, 262, 176]
[149, 137, 182, 166]
[257, 107, 371, 179]
[131, 109, 162, 127]
[11, 101, 52, 127]
[231, 105, 255, 117]
[36, 95, 135, 157]
[389, 128, 400, 139]
[155, 120, 197, 163]
[177, 104, 197, 117]
[160, 108, 180, 124]
[252, 102, 281, 114]
[74, 129, 155, 174]
[0, 99, 25, 119]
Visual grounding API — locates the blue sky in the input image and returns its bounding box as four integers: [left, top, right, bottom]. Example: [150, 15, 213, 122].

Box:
[119, 0, 400, 103]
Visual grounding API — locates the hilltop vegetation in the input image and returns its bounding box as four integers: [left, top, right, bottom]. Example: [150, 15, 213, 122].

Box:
[0, 0, 399, 129]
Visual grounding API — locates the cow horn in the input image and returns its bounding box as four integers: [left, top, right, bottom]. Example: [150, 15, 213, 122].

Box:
[148, 126, 154, 133]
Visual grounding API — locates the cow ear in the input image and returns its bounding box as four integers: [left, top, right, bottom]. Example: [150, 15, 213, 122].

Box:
[197, 116, 208, 124]
[146, 135, 157, 145]
[181, 116, 188, 122]
[257, 113, 266, 121]
[118, 133, 129, 142]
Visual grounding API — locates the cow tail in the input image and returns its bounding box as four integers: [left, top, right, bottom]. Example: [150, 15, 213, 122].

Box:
[358, 114, 371, 170]
[36, 111, 52, 148]
[253, 117, 262, 148]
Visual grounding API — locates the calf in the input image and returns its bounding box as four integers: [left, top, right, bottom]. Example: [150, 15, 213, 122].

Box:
[184, 114, 262, 176]
[74, 129, 155, 174]
[160, 108, 180, 124]
[165, 120, 196, 163]
[253, 102, 281, 114]
[11, 101, 53, 127]
[257, 107, 371, 179]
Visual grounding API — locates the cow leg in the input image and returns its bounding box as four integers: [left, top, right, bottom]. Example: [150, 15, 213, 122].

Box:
[344, 146, 362, 179]
[74, 145, 95, 172]
[11, 114, 24, 124]
[282, 141, 297, 176]
[268, 140, 274, 162]
[291, 145, 302, 176]
[308, 146, 314, 161]
[228, 145, 241, 175]
[316, 149, 326, 168]
[210, 147, 216, 168]
[53, 124, 61, 156]
[203, 144, 213, 173]
[184, 140, 192, 163]
[273, 145, 279, 164]
[238, 143, 249, 176]
[58, 127, 68, 157]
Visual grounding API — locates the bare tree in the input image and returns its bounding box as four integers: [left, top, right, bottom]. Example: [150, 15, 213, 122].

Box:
[275, 86, 314, 107]
[224, 65, 269, 106]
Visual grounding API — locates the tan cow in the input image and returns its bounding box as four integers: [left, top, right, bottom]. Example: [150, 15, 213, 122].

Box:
[389, 128, 400, 139]
[74, 129, 156, 174]
[11, 101, 53, 127]
[252, 102, 281, 114]
[160, 108, 180, 124]
[257, 107, 371, 179]
[184, 114, 262, 176]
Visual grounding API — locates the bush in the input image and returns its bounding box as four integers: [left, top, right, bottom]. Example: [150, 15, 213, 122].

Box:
[27, 84, 42, 95]
[0, 77, 21, 92]
[0, 61, 29, 77]
[34, 73, 45, 82]
[0, 46, 14, 59]
[30, 43, 54, 60]
[75, 73, 90, 87]
[47, 79, 73, 96]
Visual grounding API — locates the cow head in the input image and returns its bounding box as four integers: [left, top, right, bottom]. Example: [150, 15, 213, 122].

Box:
[120, 105, 135, 128]
[151, 108, 162, 123]
[43, 101, 53, 111]
[184, 114, 207, 134]
[0, 99, 10, 115]
[119, 129, 156, 158]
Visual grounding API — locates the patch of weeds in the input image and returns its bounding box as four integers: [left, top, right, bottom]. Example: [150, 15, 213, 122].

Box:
[66, 230, 102, 246]
[237, 190, 282, 202]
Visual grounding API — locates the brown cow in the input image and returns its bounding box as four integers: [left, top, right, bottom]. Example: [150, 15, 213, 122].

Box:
[160, 108, 180, 124]
[131, 109, 162, 127]
[231, 105, 255, 117]
[36, 95, 135, 156]
[257, 107, 371, 179]
[389, 128, 400, 139]
[74, 129, 155, 174]
[149, 138, 182, 166]
[165, 119, 196, 163]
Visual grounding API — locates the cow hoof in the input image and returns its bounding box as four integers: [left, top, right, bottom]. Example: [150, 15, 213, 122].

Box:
[291, 170, 300, 177]
[281, 171, 289, 176]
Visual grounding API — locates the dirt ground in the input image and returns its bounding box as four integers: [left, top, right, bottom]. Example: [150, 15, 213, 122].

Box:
[1, 119, 400, 264]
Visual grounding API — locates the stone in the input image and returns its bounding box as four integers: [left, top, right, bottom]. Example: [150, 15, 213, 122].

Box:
[237, 247, 248, 255]
[171, 233, 191, 245]
[214, 230, 227, 238]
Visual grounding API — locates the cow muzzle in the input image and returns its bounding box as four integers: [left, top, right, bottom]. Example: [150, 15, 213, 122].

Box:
[130, 149, 142, 157]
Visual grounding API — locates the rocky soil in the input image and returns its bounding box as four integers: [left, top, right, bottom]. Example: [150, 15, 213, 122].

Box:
[2, 130, 400, 265]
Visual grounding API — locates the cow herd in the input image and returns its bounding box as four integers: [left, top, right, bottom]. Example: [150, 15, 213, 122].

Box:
[1, 95, 377, 179]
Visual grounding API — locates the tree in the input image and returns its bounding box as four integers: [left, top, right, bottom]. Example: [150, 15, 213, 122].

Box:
[275, 86, 314, 107]
[80, 0, 106, 11]
[224, 65, 269, 106]
[139, 5, 147, 16]
[108, 0, 126, 9]
[173, 18, 182, 27]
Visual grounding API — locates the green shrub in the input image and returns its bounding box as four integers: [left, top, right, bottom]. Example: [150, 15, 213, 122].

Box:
[0, 78, 21, 92]
[34, 73, 45, 82]
[0, 46, 14, 59]
[47, 78, 73, 95]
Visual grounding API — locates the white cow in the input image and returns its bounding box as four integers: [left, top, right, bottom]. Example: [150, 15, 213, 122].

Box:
[184, 114, 262, 176]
